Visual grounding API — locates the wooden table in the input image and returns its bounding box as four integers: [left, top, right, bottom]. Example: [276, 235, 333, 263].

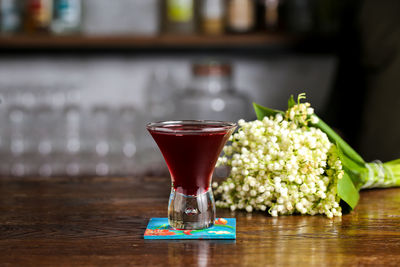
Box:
[1, 176, 400, 266]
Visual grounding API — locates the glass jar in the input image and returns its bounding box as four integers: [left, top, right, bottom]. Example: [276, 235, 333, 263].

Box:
[146, 68, 176, 121]
[177, 61, 250, 122]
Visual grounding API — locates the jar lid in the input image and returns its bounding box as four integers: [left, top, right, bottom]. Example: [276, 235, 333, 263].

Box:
[192, 61, 232, 76]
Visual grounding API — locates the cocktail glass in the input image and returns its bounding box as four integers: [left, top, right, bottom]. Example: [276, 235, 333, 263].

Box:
[146, 120, 237, 230]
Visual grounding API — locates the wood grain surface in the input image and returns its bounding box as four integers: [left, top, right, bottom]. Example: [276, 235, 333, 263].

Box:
[1, 176, 400, 266]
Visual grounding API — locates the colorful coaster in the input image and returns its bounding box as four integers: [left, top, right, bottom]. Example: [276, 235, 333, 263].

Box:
[144, 218, 236, 240]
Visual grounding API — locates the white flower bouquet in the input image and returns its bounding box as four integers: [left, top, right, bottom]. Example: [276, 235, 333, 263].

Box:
[214, 94, 400, 218]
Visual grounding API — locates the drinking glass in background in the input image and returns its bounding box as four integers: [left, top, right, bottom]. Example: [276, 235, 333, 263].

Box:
[80, 104, 141, 176]
[34, 87, 57, 176]
[0, 85, 72, 176]
[5, 87, 37, 176]
[73, 106, 91, 176]
[100, 106, 137, 176]
[176, 60, 251, 122]
[89, 105, 111, 176]
[146, 68, 177, 122]
[0, 84, 144, 177]
[61, 87, 82, 176]
[29, 85, 80, 176]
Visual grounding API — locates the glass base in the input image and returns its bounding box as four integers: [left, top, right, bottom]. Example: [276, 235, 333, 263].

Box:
[168, 187, 216, 230]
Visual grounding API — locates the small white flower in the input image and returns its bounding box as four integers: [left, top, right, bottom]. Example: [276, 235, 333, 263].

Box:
[286, 203, 293, 211]
[311, 115, 319, 124]
[276, 114, 283, 122]
[296, 202, 303, 211]
[246, 205, 253, 212]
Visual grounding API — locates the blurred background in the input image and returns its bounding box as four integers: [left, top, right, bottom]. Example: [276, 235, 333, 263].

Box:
[0, 0, 399, 177]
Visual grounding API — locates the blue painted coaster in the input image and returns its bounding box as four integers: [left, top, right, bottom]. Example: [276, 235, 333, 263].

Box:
[144, 218, 236, 240]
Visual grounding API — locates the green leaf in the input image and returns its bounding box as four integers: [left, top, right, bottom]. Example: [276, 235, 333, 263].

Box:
[336, 143, 365, 172]
[337, 172, 359, 210]
[336, 143, 365, 190]
[312, 116, 365, 166]
[288, 95, 296, 109]
[253, 102, 284, 120]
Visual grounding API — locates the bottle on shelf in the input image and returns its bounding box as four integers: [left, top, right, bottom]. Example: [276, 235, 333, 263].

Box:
[24, 0, 53, 34]
[162, 0, 198, 34]
[176, 60, 250, 122]
[226, 0, 255, 33]
[0, 0, 22, 34]
[201, 0, 225, 35]
[52, 0, 82, 34]
[263, 0, 281, 31]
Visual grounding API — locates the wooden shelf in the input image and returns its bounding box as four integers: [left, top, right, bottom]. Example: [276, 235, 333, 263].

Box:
[0, 33, 303, 50]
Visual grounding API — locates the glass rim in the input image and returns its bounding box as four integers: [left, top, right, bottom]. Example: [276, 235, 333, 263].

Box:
[146, 120, 237, 134]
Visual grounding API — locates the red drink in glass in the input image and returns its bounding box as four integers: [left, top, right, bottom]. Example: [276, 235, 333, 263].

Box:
[147, 120, 236, 229]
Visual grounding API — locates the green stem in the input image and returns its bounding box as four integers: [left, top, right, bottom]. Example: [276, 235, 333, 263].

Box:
[361, 161, 400, 189]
